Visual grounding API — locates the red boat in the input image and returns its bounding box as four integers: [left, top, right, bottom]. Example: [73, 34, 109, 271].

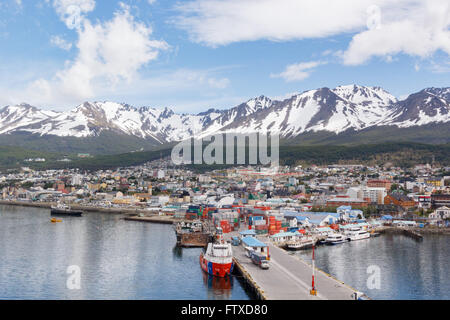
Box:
[199, 240, 234, 278]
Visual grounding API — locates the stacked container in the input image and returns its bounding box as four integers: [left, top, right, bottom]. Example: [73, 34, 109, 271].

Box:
[253, 216, 268, 235]
[220, 220, 231, 233]
[268, 216, 277, 235]
[213, 211, 239, 232]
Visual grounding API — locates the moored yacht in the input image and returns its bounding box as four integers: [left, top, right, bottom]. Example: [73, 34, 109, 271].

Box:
[324, 233, 347, 245]
[346, 228, 370, 241]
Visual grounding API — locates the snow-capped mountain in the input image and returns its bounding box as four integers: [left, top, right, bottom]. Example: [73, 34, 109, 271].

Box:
[0, 104, 58, 135]
[1, 85, 449, 148]
[385, 88, 450, 127]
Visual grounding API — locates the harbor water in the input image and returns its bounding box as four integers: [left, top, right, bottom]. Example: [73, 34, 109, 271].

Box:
[0, 205, 250, 300]
[295, 233, 450, 300]
[1, 204, 449, 300]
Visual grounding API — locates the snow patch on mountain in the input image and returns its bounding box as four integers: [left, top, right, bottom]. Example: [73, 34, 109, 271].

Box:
[0, 85, 449, 143]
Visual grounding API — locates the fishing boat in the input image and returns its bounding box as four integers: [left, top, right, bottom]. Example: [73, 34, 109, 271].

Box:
[324, 233, 347, 245]
[51, 203, 83, 217]
[286, 236, 316, 250]
[199, 237, 234, 278]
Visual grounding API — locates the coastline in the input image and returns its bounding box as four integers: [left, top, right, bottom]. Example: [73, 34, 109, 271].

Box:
[1, 200, 449, 235]
[0, 200, 152, 216]
[0, 200, 185, 224]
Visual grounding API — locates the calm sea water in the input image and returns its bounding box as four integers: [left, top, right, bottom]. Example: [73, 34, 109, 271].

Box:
[0, 205, 250, 300]
[1, 205, 449, 300]
[296, 232, 450, 300]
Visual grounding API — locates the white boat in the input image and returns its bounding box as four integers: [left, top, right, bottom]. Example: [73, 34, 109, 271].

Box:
[346, 228, 370, 241]
[324, 233, 347, 245]
[286, 236, 316, 250]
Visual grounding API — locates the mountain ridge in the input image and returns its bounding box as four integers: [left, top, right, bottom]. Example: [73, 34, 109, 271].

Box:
[1, 85, 449, 154]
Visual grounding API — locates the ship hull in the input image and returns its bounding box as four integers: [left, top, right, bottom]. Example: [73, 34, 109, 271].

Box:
[325, 240, 347, 245]
[199, 253, 233, 278]
[51, 208, 83, 217]
[347, 234, 370, 241]
[176, 232, 211, 248]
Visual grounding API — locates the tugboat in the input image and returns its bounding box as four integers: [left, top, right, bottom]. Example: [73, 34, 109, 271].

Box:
[199, 234, 233, 278]
[51, 203, 83, 217]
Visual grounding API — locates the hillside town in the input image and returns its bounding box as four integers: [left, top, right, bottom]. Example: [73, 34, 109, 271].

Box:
[1, 158, 450, 231]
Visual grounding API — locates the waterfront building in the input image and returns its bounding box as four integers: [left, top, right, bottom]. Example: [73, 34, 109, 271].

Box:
[270, 231, 301, 244]
[429, 206, 450, 220]
[326, 196, 370, 208]
[384, 193, 415, 209]
[431, 193, 450, 208]
[241, 236, 269, 256]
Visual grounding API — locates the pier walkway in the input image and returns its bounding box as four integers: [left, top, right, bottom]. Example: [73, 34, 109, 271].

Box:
[233, 240, 358, 300]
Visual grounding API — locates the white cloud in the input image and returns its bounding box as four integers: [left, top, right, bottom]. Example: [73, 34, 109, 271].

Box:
[271, 61, 325, 82]
[174, 0, 450, 65]
[24, 4, 168, 107]
[208, 77, 230, 89]
[50, 35, 72, 50]
[174, 0, 384, 46]
[430, 60, 450, 73]
[342, 0, 450, 65]
[128, 69, 231, 92]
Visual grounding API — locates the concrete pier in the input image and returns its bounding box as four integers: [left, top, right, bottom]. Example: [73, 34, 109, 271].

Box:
[233, 240, 360, 300]
[124, 215, 182, 224]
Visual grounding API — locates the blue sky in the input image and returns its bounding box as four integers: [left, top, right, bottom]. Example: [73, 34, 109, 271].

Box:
[0, 0, 449, 112]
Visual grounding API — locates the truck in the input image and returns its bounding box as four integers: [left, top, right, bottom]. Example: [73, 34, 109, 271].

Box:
[250, 252, 270, 270]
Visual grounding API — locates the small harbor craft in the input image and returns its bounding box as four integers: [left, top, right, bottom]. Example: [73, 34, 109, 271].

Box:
[285, 235, 316, 250]
[51, 203, 83, 217]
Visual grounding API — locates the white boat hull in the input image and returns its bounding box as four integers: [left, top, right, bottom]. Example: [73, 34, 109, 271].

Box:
[348, 233, 371, 241]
